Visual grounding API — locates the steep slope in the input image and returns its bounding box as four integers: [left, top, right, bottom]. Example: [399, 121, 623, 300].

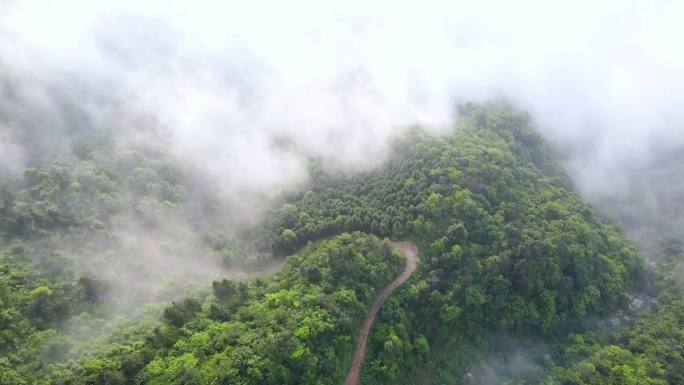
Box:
[0, 140, 274, 384]
[48, 233, 404, 385]
[266, 102, 644, 383]
[0, 103, 646, 384]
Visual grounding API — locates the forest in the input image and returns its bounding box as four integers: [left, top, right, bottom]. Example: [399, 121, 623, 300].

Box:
[1, 103, 683, 385]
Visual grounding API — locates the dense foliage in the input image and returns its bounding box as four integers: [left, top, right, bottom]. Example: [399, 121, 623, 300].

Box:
[0, 138, 269, 384]
[263, 102, 645, 383]
[0, 103, 658, 384]
[34, 233, 400, 385]
[545, 298, 684, 385]
[492, 239, 684, 385]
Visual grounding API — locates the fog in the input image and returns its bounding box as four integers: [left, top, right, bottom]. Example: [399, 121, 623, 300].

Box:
[3, 2, 684, 377]
[2, 0, 680, 193]
[2, 1, 684, 288]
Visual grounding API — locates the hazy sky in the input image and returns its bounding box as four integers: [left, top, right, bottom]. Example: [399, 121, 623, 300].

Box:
[1, 0, 683, 201]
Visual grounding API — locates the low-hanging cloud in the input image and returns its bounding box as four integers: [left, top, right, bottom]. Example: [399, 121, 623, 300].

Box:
[1, 0, 683, 225]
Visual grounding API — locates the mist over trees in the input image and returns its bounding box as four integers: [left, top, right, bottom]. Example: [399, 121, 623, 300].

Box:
[2, 1, 684, 384]
[1, 103, 669, 385]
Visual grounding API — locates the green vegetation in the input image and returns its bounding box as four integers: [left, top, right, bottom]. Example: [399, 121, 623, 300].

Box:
[1, 102, 674, 385]
[544, 298, 684, 385]
[263, 102, 644, 383]
[0, 138, 270, 384]
[490, 239, 684, 385]
[3, 233, 402, 384]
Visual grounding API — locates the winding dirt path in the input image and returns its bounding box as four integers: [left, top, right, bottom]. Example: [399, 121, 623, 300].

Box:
[344, 240, 420, 385]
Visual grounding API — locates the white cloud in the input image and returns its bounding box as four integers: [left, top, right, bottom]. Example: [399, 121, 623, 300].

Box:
[1, 0, 683, 199]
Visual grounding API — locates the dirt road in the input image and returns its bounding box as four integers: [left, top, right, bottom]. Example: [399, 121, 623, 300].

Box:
[344, 240, 420, 385]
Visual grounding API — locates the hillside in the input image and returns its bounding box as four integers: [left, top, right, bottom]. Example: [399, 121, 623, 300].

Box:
[266, 103, 646, 383]
[0, 104, 653, 384]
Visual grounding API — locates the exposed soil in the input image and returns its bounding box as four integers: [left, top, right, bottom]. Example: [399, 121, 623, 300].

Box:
[344, 240, 420, 385]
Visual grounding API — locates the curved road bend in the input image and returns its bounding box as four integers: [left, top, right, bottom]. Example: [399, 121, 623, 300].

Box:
[344, 240, 420, 385]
